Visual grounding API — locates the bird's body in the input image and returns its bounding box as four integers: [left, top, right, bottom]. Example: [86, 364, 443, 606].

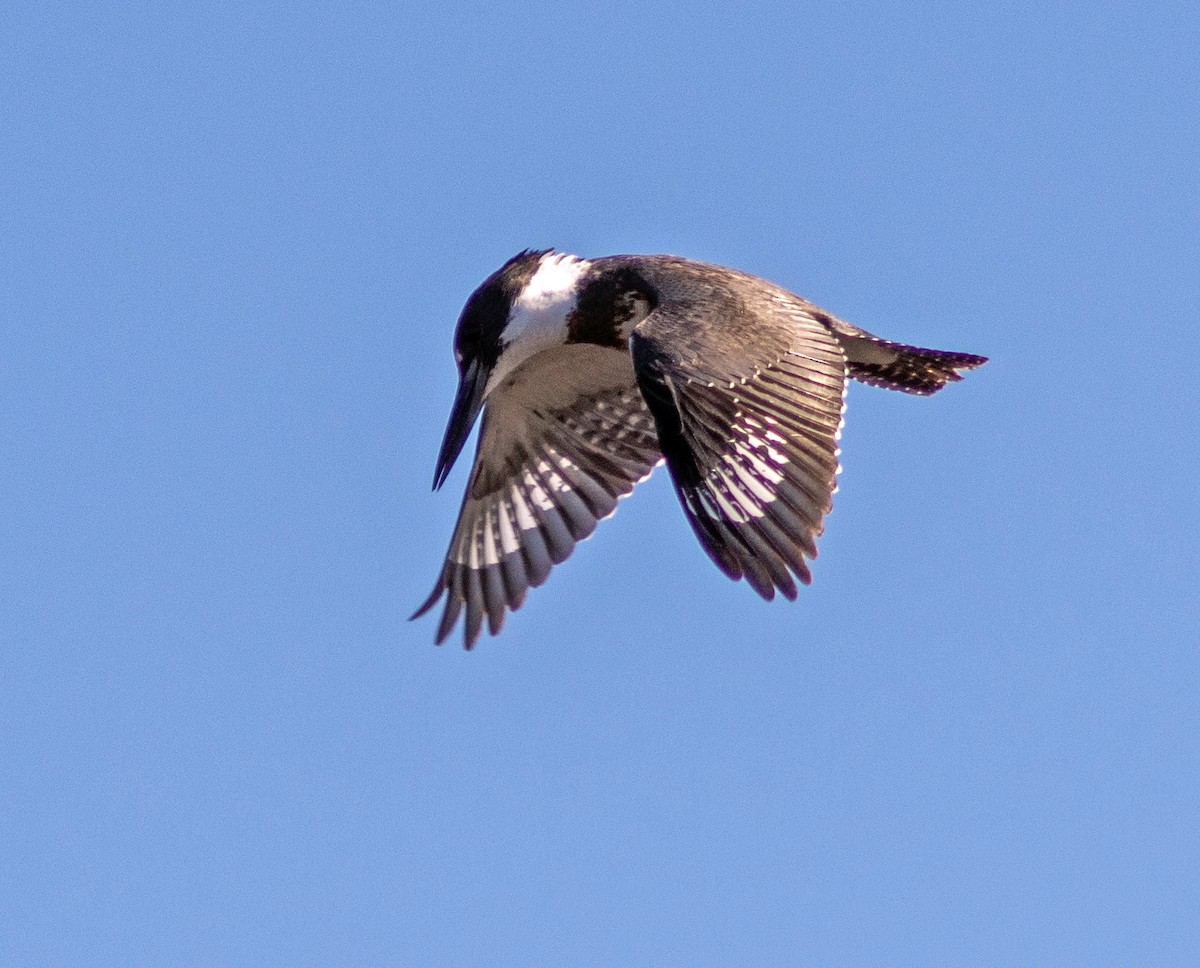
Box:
[414, 250, 986, 647]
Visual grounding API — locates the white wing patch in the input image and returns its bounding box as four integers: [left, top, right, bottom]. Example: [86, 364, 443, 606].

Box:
[705, 413, 792, 523]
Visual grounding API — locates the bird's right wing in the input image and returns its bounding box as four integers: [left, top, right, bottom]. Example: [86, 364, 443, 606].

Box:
[626, 262, 848, 600]
[413, 343, 662, 648]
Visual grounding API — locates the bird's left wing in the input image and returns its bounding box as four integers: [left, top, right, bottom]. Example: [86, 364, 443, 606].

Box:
[413, 343, 662, 648]
[625, 259, 848, 600]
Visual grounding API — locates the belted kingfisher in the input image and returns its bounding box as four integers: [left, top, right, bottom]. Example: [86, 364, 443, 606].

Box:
[413, 250, 986, 648]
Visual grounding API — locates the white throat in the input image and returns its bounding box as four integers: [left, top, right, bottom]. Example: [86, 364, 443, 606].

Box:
[487, 253, 590, 394]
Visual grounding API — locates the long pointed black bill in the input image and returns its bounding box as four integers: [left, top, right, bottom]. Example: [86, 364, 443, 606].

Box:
[432, 358, 488, 491]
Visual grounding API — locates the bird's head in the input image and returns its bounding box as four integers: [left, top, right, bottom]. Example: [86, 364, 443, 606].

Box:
[432, 249, 593, 489]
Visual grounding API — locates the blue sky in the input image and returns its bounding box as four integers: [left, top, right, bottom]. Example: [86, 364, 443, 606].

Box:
[4, 1, 1198, 964]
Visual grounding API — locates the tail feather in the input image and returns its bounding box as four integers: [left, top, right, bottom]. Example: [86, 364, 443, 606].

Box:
[839, 334, 987, 395]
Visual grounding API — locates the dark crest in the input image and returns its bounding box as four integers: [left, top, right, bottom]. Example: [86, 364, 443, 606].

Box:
[453, 249, 553, 372]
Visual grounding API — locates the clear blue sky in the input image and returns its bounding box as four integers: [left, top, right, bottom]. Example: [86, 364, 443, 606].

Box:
[4, 1, 1198, 964]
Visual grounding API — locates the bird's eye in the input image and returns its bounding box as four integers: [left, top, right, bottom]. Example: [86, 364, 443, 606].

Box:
[453, 333, 476, 370]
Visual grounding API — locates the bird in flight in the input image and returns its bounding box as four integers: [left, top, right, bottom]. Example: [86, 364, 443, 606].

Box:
[413, 250, 986, 648]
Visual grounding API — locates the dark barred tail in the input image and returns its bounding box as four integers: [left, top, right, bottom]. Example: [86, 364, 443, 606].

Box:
[838, 333, 988, 395]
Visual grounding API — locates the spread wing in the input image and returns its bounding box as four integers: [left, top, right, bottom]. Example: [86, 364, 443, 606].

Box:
[413, 344, 662, 648]
[625, 258, 848, 600]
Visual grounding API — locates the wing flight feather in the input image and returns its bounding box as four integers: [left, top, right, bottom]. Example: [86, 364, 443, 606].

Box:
[625, 260, 849, 600]
[413, 344, 661, 648]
